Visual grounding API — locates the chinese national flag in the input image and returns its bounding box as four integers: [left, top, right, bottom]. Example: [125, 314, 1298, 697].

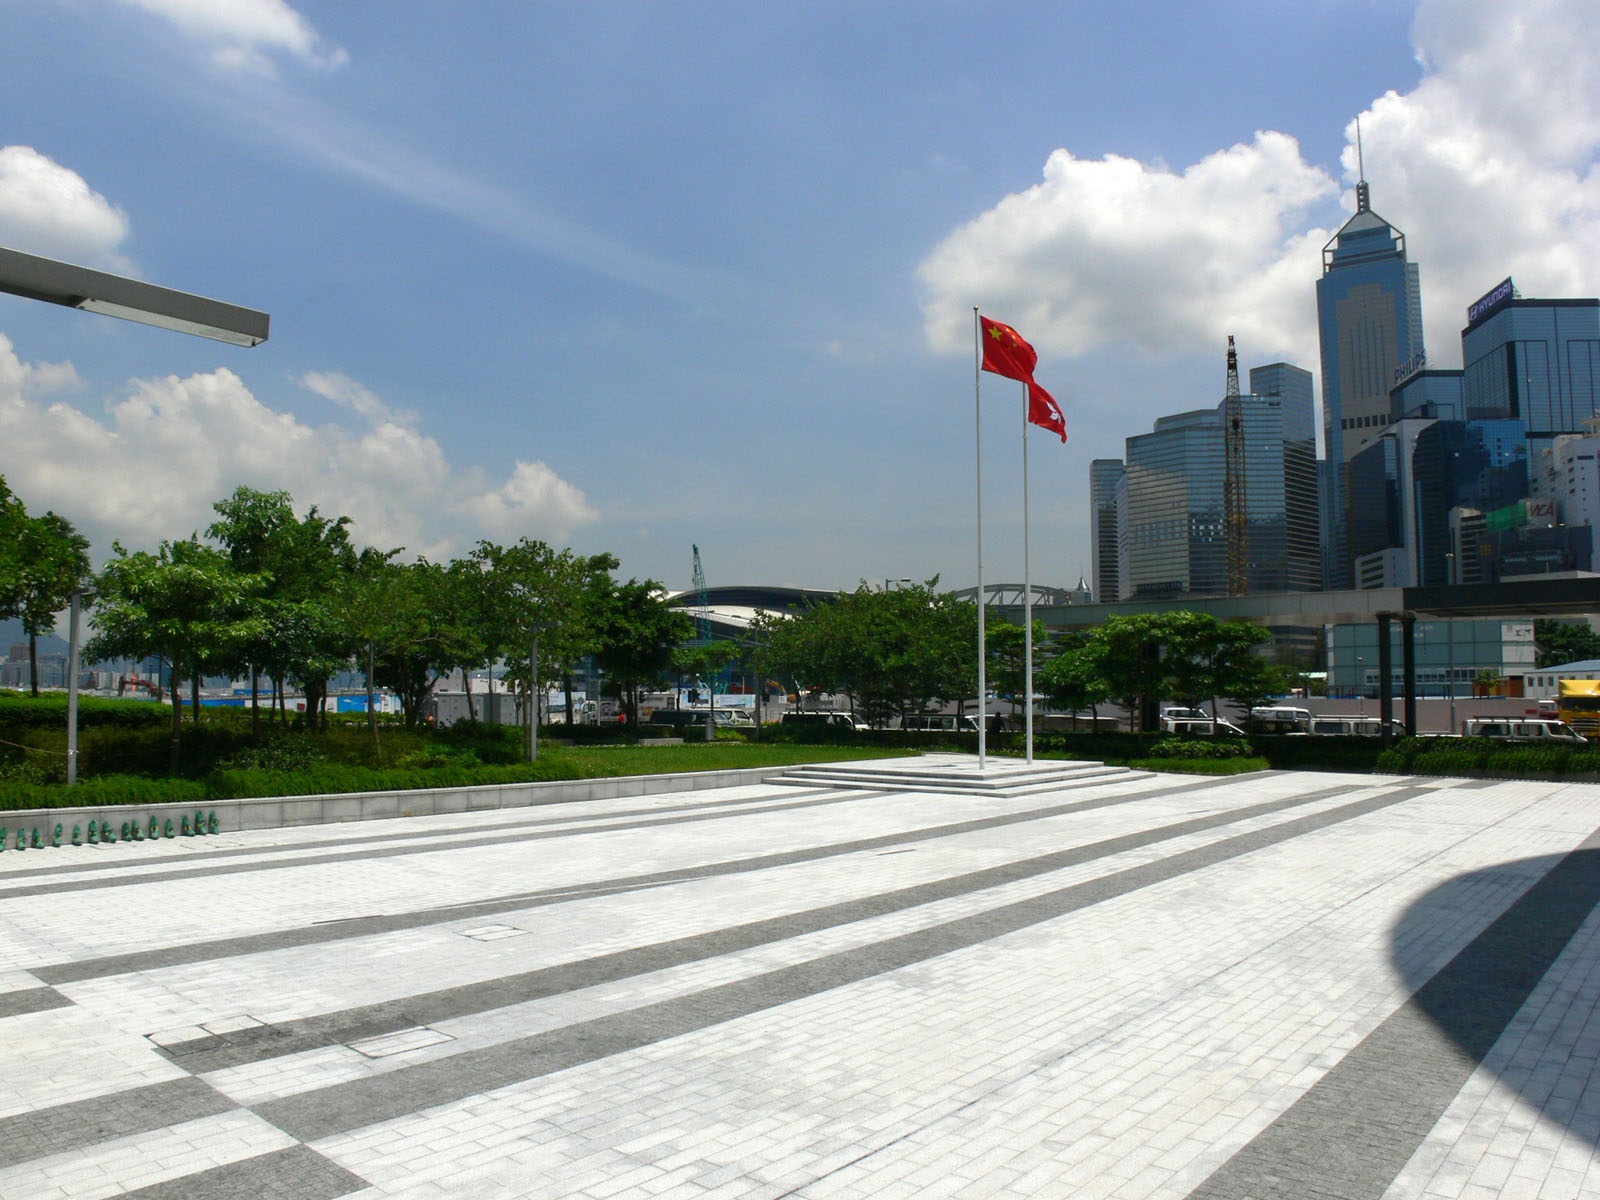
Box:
[981, 316, 1066, 442]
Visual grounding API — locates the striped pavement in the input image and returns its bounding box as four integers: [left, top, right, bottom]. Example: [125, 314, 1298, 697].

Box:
[1, 764, 1599, 1198]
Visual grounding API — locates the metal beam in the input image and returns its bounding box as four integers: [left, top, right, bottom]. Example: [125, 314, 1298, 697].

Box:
[0, 245, 269, 347]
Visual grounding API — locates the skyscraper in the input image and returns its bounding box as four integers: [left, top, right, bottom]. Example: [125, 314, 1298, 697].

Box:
[1110, 358, 1322, 599]
[1249, 363, 1322, 591]
[1460, 279, 1600, 440]
[1089, 459, 1125, 603]
[1316, 171, 1425, 588]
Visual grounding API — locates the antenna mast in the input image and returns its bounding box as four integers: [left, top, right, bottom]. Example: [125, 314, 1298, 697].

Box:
[1223, 336, 1249, 596]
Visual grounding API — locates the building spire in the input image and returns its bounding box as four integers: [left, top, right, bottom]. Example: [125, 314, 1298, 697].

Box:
[1355, 116, 1370, 213]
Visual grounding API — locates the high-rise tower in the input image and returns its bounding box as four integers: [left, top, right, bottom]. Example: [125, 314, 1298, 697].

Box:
[1316, 135, 1424, 589]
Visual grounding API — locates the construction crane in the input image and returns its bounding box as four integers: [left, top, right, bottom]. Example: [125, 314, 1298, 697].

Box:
[691, 544, 711, 643]
[1223, 335, 1249, 596]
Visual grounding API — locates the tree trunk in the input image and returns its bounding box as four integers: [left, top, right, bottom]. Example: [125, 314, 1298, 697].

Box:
[251, 665, 260, 738]
[366, 640, 379, 760]
[28, 632, 38, 697]
[169, 660, 183, 772]
[563, 671, 575, 727]
[191, 672, 201, 725]
[463, 669, 476, 723]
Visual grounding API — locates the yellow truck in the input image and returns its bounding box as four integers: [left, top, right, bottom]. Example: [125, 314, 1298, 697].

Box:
[1556, 679, 1600, 737]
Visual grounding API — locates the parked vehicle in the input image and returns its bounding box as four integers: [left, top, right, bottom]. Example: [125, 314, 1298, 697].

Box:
[645, 708, 755, 732]
[780, 711, 864, 731]
[1556, 679, 1600, 737]
[1307, 715, 1386, 737]
[898, 714, 980, 732]
[1164, 717, 1246, 737]
[1248, 706, 1312, 735]
[1461, 717, 1587, 744]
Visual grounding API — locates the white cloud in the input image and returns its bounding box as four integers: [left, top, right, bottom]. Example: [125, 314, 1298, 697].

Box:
[918, 132, 1337, 369]
[919, 0, 1600, 378]
[0, 334, 596, 562]
[300, 369, 416, 427]
[1362, 0, 1600, 357]
[0, 147, 131, 267]
[121, 0, 347, 74]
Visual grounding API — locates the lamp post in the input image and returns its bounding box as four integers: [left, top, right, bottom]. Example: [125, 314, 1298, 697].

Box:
[526, 621, 555, 764]
[1356, 656, 1365, 714]
[65, 586, 95, 785]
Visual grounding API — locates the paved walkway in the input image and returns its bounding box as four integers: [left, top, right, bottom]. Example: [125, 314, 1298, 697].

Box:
[3, 765, 1600, 1198]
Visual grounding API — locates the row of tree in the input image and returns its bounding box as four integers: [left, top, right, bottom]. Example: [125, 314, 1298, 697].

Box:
[748, 581, 1290, 730]
[2, 479, 696, 768]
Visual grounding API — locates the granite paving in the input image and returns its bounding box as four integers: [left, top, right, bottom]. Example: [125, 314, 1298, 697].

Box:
[4, 762, 1600, 1197]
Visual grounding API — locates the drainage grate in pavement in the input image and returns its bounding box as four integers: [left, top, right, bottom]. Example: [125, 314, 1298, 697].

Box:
[348, 1026, 455, 1059]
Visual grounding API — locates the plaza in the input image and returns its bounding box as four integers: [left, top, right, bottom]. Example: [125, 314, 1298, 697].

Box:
[3, 759, 1600, 1198]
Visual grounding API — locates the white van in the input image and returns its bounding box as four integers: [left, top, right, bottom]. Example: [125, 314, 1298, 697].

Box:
[898, 714, 980, 732]
[1249, 706, 1312, 735]
[1308, 715, 1385, 737]
[1462, 717, 1587, 744]
[1164, 717, 1246, 737]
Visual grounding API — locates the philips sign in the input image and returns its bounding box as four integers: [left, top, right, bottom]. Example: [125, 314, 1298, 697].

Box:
[1468, 277, 1515, 325]
[1393, 351, 1426, 385]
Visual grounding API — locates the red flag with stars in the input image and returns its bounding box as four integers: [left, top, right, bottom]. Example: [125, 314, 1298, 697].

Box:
[981, 316, 1066, 442]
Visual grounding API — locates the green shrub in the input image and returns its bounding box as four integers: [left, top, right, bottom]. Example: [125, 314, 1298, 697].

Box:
[1146, 736, 1252, 760]
[0, 774, 208, 810]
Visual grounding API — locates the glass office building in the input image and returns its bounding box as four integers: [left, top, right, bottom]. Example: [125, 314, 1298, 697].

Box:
[1124, 409, 1226, 598]
[1117, 379, 1322, 598]
[1316, 179, 1425, 588]
[1249, 363, 1322, 591]
[1089, 459, 1125, 603]
[1461, 286, 1600, 440]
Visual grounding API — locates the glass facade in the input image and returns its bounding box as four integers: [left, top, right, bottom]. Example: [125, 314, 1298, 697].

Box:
[1327, 619, 1532, 698]
[1347, 417, 1533, 587]
[1250, 363, 1321, 591]
[1089, 459, 1125, 603]
[1118, 374, 1321, 599]
[1125, 409, 1226, 597]
[1462, 298, 1600, 438]
[1316, 197, 1425, 589]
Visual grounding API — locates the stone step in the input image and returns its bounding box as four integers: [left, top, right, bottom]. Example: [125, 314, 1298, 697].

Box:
[765, 755, 1154, 797]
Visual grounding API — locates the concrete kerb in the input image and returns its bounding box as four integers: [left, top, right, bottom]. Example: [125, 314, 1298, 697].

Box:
[0, 763, 796, 840]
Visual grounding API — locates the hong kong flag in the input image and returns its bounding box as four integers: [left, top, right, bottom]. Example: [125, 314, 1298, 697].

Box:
[980, 316, 1066, 442]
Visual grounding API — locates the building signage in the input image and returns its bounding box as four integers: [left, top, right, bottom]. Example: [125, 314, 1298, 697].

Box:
[1525, 497, 1557, 526]
[1468, 277, 1515, 325]
[1392, 351, 1427, 385]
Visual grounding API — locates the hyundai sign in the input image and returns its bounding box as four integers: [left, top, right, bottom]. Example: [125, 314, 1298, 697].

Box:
[1468, 277, 1514, 325]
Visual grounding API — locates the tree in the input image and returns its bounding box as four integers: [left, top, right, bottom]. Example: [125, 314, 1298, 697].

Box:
[87, 539, 263, 769]
[1534, 619, 1600, 669]
[0, 477, 27, 623]
[595, 579, 694, 726]
[12, 510, 91, 695]
[673, 639, 738, 741]
[986, 616, 1049, 720]
[749, 581, 976, 727]
[1037, 635, 1113, 730]
[208, 488, 361, 731]
[356, 558, 481, 728]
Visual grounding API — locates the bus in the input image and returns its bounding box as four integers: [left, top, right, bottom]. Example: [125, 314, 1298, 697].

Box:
[1557, 679, 1600, 737]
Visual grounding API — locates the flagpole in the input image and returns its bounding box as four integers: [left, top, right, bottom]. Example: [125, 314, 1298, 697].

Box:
[974, 306, 986, 769]
[1022, 379, 1034, 764]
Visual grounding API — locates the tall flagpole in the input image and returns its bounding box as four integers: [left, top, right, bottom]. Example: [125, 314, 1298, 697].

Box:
[1022, 379, 1034, 764]
[974, 307, 986, 769]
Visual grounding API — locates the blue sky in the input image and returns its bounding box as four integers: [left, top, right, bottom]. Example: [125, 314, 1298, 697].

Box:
[2, 0, 1595, 603]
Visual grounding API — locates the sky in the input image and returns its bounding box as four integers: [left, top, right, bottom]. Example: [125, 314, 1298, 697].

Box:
[1, 0, 1597, 607]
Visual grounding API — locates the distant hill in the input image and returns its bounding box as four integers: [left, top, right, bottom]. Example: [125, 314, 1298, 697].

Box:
[0, 617, 69, 656]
